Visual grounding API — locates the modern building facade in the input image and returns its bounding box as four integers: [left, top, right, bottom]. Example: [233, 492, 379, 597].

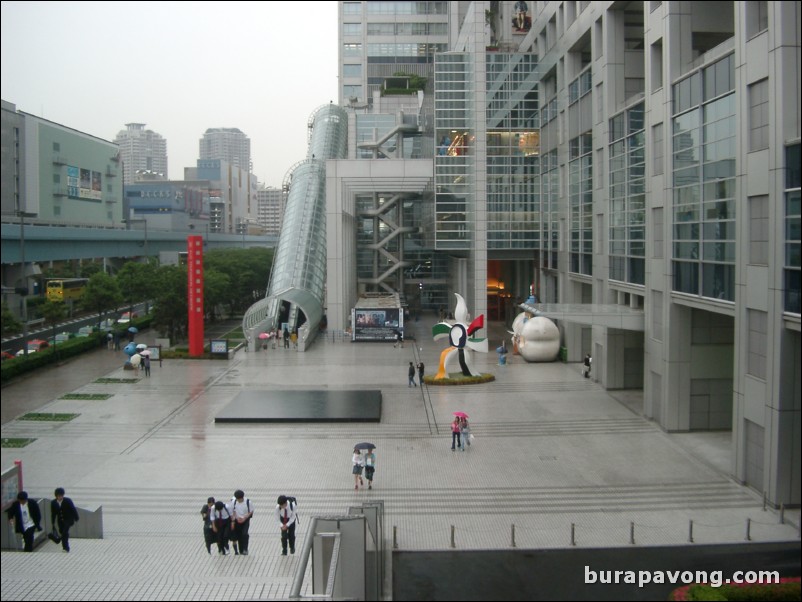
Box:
[256, 186, 285, 236]
[199, 128, 252, 173]
[113, 123, 168, 185]
[183, 160, 258, 234]
[325, 1, 800, 507]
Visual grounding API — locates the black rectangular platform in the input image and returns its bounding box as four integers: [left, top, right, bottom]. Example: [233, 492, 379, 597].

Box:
[215, 390, 382, 423]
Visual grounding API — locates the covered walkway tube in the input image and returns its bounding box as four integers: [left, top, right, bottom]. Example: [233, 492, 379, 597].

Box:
[243, 104, 347, 351]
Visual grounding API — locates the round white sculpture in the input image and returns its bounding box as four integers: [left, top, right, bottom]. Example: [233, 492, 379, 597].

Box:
[517, 316, 560, 362]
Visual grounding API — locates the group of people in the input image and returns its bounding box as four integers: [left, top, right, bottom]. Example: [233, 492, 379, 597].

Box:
[451, 416, 472, 451]
[408, 361, 425, 387]
[200, 490, 299, 557]
[351, 448, 377, 490]
[6, 488, 79, 553]
[262, 328, 297, 350]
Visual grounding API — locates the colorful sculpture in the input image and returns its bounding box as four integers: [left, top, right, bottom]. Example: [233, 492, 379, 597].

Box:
[432, 293, 488, 378]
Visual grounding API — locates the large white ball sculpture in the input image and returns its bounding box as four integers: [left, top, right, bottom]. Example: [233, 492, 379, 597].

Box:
[517, 315, 560, 362]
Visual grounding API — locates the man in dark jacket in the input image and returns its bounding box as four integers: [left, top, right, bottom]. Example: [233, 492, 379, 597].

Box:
[6, 491, 42, 552]
[50, 487, 80, 553]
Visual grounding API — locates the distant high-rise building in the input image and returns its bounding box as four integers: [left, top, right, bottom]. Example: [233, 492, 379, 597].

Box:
[199, 128, 252, 173]
[256, 186, 285, 236]
[114, 123, 168, 185]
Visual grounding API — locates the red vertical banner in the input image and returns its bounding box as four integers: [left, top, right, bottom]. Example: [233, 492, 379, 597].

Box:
[187, 235, 204, 356]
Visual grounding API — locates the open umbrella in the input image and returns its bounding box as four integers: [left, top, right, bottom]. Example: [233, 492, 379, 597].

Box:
[129, 353, 141, 367]
[136, 343, 148, 350]
[258, 332, 270, 340]
[453, 411, 469, 418]
[128, 326, 139, 334]
[139, 349, 151, 357]
[354, 442, 375, 450]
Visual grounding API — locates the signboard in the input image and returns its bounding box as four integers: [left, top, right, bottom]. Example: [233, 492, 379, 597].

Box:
[352, 308, 403, 342]
[210, 339, 228, 355]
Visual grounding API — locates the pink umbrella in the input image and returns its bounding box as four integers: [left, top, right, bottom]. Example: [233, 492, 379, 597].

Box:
[139, 349, 151, 357]
[258, 332, 270, 339]
[453, 411, 469, 418]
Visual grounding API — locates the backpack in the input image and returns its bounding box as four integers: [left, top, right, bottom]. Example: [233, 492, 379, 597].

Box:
[231, 497, 253, 516]
[285, 496, 299, 525]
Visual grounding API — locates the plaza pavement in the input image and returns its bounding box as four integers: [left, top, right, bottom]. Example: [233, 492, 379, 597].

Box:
[1, 316, 799, 600]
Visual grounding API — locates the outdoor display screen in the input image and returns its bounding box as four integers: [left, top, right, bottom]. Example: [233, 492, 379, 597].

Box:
[352, 308, 402, 341]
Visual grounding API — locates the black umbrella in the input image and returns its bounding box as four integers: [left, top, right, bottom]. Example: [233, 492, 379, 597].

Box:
[354, 442, 375, 450]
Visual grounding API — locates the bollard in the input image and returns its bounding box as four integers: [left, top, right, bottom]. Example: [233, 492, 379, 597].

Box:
[571, 523, 576, 547]
[511, 524, 516, 548]
[629, 522, 635, 545]
[450, 525, 456, 549]
[780, 504, 785, 525]
[745, 518, 751, 541]
[688, 520, 694, 543]
[393, 525, 398, 549]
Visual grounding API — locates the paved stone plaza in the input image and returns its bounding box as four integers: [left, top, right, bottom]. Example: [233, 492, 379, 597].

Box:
[1, 318, 798, 600]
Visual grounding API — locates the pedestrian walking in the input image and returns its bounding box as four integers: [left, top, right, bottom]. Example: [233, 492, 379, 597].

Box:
[583, 353, 592, 378]
[50, 487, 79, 553]
[460, 417, 471, 450]
[201, 497, 216, 554]
[283, 327, 290, 348]
[364, 449, 377, 490]
[451, 417, 462, 451]
[275, 495, 298, 555]
[417, 361, 425, 384]
[6, 491, 42, 552]
[352, 447, 365, 490]
[211, 500, 232, 555]
[408, 362, 417, 387]
[230, 490, 254, 555]
[143, 354, 151, 377]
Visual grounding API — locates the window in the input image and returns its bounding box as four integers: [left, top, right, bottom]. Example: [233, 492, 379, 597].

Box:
[650, 40, 663, 91]
[748, 195, 769, 265]
[748, 79, 769, 152]
[786, 144, 801, 313]
[343, 23, 362, 36]
[746, 309, 768, 379]
[343, 64, 362, 78]
[53, 142, 60, 152]
[652, 123, 664, 176]
[746, 1, 769, 39]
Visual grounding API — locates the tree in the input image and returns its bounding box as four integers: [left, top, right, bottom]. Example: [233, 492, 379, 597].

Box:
[40, 300, 67, 357]
[1, 302, 23, 337]
[203, 268, 231, 321]
[203, 248, 273, 317]
[82, 272, 123, 328]
[150, 265, 187, 342]
[117, 260, 159, 316]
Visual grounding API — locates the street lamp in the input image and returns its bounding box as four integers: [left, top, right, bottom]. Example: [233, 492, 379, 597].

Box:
[17, 211, 37, 357]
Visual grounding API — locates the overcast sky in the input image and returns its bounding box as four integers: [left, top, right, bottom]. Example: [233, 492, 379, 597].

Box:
[1, 1, 340, 187]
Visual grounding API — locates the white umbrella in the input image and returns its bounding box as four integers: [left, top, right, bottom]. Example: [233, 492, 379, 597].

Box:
[136, 343, 148, 350]
[130, 353, 142, 367]
[139, 349, 151, 357]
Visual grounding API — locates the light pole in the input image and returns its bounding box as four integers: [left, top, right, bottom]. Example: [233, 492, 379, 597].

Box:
[17, 211, 37, 357]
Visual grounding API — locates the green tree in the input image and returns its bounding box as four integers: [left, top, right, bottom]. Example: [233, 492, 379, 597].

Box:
[203, 268, 231, 321]
[40, 300, 67, 357]
[204, 248, 272, 316]
[83, 272, 123, 328]
[151, 264, 187, 342]
[1, 302, 23, 337]
[117, 260, 159, 317]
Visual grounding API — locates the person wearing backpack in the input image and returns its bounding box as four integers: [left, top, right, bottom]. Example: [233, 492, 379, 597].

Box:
[275, 495, 298, 556]
[230, 490, 254, 555]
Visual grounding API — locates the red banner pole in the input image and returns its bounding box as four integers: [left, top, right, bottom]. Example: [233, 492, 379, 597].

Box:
[187, 236, 204, 356]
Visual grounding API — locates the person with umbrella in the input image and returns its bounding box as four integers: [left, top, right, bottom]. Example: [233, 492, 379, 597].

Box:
[355, 443, 377, 490]
[458, 413, 471, 450]
[351, 446, 365, 490]
[451, 415, 462, 451]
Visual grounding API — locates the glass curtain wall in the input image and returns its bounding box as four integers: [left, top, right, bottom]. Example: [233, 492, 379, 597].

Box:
[672, 55, 736, 301]
[786, 144, 801, 313]
[434, 53, 473, 250]
[486, 53, 540, 250]
[608, 102, 646, 284]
